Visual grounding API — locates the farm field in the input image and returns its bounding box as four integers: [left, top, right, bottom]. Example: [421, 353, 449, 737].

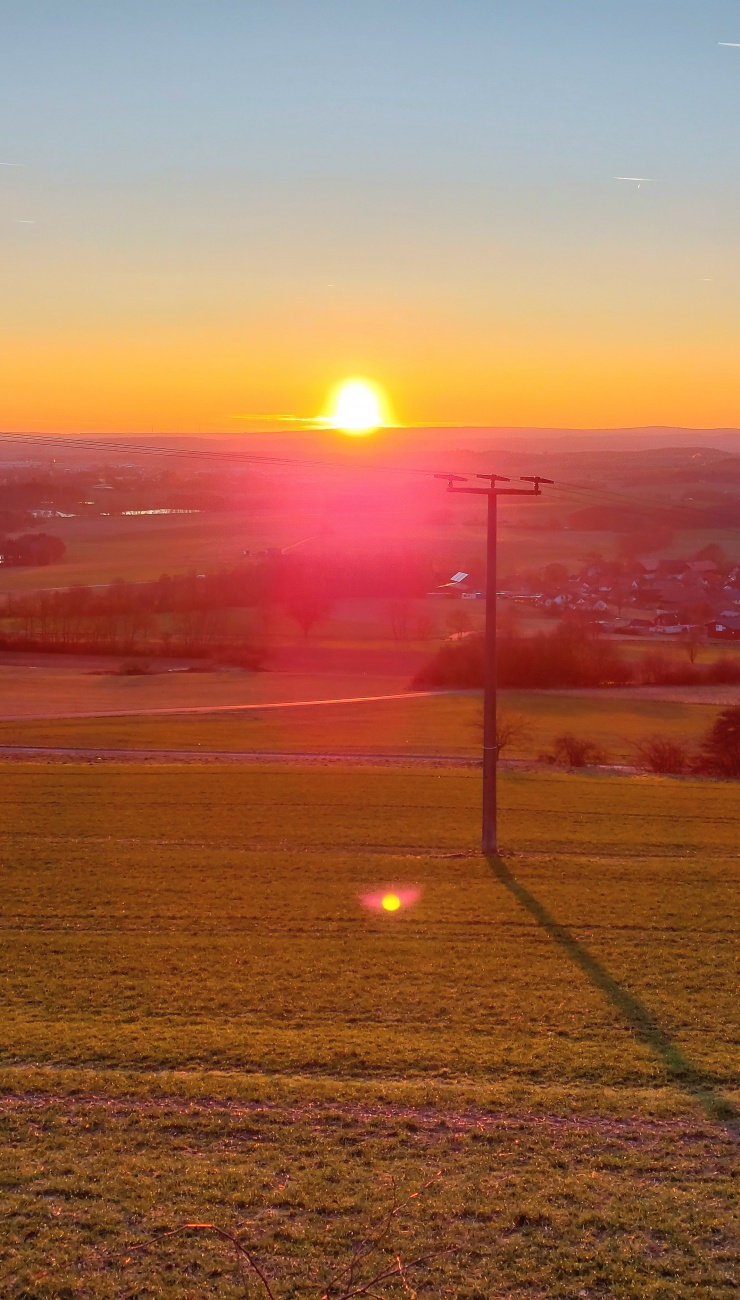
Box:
[0, 513, 268, 594]
[0, 662, 423, 722]
[0, 762, 738, 1296]
[5, 499, 740, 599]
[0, 674, 736, 764]
[0, 515, 591, 595]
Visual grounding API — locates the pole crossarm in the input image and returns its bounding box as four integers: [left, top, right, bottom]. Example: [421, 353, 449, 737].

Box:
[437, 469, 552, 854]
[434, 473, 553, 498]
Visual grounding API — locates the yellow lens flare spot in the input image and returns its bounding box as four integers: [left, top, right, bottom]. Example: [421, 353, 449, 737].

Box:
[325, 379, 388, 435]
[359, 886, 421, 912]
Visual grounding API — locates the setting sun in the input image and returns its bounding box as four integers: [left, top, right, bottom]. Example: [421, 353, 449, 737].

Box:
[325, 379, 387, 435]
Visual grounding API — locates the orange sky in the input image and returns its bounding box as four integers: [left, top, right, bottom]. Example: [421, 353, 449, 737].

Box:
[2, 3, 740, 434]
[4, 312, 740, 435]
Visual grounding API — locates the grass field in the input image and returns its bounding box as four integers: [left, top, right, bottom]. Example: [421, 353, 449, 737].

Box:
[0, 512, 620, 595]
[4, 504, 738, 599]
[0, 514, 264, 593]
[0, 679, 732, 763]
[1, 762, 738, 1296]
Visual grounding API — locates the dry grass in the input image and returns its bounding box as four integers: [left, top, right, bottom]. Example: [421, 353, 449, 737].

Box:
[0, 761, 738, 1295]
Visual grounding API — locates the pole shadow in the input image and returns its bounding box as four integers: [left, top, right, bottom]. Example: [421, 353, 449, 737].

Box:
[486, 854, 738, 1129]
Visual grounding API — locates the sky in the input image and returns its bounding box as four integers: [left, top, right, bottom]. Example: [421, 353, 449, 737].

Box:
[2, 0, 740, 434]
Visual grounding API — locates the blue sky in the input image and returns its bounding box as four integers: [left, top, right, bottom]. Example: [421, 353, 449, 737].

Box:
[2, 1, 740, 431]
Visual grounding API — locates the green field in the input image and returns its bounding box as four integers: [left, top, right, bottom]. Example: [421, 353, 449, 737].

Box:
[1, 762, 738, 1296]
[0, 684, 728, 764]
[3, 502, 737, 594]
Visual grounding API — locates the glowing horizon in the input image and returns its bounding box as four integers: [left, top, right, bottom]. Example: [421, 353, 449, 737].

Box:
[2, 4, 740, 434]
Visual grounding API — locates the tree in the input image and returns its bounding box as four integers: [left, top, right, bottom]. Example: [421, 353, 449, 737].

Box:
[445, 607, 473, 640]
[680, 627, 706, 664]
[697, 706, 740, 778]
[541, 562, 569, 595]
[496, 711, 530, 756]
[388, 600, 411, 642]
[283, 588, 334, 637]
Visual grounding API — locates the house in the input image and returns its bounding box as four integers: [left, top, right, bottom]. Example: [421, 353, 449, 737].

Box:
[429, 571, 484, 599]
[687, 560, 718, 575]
[634, 557, 660, 578]
[706, 614, 740, 640]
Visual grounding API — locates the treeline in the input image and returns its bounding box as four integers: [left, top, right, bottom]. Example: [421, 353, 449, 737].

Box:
[1, 567, 265, 658]
[567, 502, 740, 532]
[0, 551, 437, 657]
[412, 625, 740, 690]
[0, 533, 66, 567]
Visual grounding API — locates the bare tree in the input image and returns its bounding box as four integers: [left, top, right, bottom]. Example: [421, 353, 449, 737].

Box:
[680, 626, 706, 664]
[388, 600, 411, 643]
[445, 607, 473, 640]
[496, 711, 530, 756]
[633, 734, 689, 774]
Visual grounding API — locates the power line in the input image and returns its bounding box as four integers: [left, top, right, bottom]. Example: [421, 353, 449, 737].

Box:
[1, 429, 734, 526]
[549, 479, 735, 527]
[0, 431, 478, 481]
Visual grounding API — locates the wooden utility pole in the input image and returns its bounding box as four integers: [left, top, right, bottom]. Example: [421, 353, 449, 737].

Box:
[436, 473, 552, 855]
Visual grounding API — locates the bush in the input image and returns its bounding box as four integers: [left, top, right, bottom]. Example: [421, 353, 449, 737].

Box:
[413, 636, 484, 688]
[551, 733, 607, 767]
[638, 653, 696, 687]
[694, 706, 740, 778]
[413, 625, 633, 690]
[633, 734, 690, 774]
[704, 657, 740, 685]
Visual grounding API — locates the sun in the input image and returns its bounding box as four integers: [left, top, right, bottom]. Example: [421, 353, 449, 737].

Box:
[325, 379, 388, 436]
[381, 893, 401, 912]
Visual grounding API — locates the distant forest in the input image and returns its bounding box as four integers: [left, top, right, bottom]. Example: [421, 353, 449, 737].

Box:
[0, 533, 66, 567]
[0, 553, 437, 658]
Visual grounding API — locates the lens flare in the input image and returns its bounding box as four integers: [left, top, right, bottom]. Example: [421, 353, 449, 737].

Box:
[325, 379, 388, 435]
[360, 887, 422, 913]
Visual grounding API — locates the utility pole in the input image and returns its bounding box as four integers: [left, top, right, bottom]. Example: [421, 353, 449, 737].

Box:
[435, 472, 552, 855]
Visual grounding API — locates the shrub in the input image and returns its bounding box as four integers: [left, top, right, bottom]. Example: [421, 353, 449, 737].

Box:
[413, 636, 484, 688]
[638, 653, 696, 687]
[633, 734, 690, 774]
[704, 657, 740, 686]
[551, 733, 607, 767]
[694, 706, 740, 778]
[412, 625, 633, 690]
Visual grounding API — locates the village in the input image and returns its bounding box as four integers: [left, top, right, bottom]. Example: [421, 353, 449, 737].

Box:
[438, 549, 740, 641]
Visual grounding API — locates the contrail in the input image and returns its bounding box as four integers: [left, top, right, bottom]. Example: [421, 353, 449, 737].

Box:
[613, 176, 657, 190]
[718, 42, 740, 46]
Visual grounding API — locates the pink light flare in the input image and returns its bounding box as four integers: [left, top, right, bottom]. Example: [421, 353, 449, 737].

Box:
[359, 887, 422, 913]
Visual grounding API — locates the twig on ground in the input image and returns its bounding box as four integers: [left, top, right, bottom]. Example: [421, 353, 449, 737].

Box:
[128, 1169, 451, 1299]
[130, 1221, 277, 1299]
